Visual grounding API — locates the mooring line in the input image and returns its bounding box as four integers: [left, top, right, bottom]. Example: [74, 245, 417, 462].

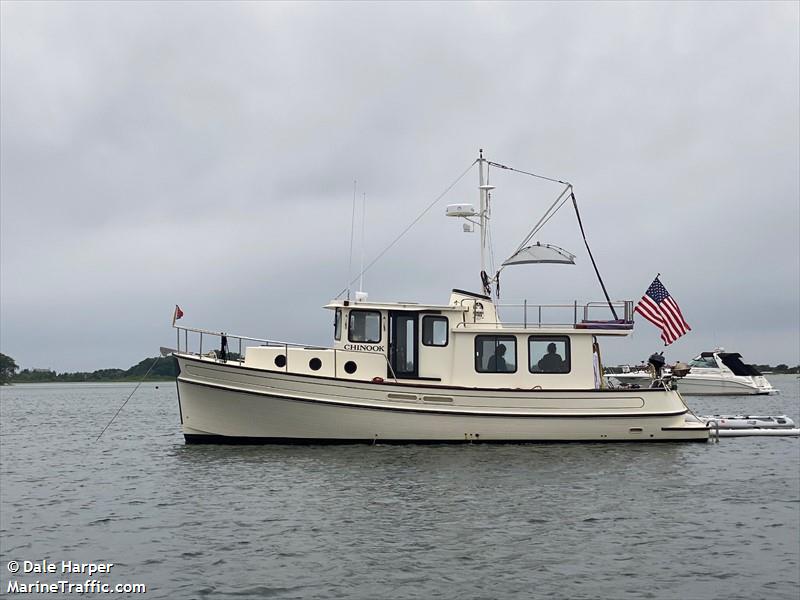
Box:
[95, 356, 160, 442]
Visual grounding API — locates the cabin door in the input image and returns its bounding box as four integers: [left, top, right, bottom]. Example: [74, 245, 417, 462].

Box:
[388, 312, 418, 379]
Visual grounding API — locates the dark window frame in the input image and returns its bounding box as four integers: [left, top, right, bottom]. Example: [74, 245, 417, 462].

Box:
[334, 308, 342, 341]
[421, 315, 449, 347]
[528, 335, 572, 374]
[389, 311, 419, 378]
[474, 335, 518, 374]
[348, 309, 382, 343]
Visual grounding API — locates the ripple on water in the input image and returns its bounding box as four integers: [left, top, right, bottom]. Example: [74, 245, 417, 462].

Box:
[0, 380, 798, 599]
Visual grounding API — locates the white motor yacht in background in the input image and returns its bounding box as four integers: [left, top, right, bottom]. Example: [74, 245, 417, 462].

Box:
[169, 151, 709, 443]
[609, 348, 778, 395]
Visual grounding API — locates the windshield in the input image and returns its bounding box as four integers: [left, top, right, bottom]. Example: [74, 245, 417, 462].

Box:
[689, 356, 717, 369]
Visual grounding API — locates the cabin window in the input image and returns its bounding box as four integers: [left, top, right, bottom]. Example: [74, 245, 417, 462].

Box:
[689, 356, 716, 368]
[475, 335, 517, 373]
[334, 308, 342, 341]
[422, 315, 448, 347]
[529, 336, 571, 374]
[348, 310, 381, 343]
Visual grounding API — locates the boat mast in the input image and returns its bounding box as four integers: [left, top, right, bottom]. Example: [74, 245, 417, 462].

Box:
[478, 149, 487, 277]
[477, 149, 495, 294]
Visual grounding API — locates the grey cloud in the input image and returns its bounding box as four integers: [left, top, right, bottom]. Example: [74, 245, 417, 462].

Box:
[1, 1, 797, 371]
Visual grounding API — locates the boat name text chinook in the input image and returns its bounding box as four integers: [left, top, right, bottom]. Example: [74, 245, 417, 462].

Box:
[343, 344, 385, 352]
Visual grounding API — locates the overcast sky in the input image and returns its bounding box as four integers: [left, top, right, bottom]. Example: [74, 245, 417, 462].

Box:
[1, 1, 798, 372]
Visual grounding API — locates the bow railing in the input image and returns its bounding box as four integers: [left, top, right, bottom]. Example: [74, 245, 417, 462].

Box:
[171, 324, 399, 381]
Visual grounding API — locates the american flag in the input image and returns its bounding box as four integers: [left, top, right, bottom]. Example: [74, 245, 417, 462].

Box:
[634, 276, 691, 345]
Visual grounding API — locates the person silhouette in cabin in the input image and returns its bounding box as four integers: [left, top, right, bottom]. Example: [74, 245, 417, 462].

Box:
[537, 342, 565, 372]
[487, 344, 508, 372]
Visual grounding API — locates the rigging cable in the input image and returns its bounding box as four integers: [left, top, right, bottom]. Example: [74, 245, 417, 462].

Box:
[486, 160, 572, 262]
[486, 159, 619, 320]
[529, 189, 572, 244]
[505, 184, 572, 263]
[571, 191, 618, 320]
[486, 160, 571, 186]
[335, 159, 478, 299]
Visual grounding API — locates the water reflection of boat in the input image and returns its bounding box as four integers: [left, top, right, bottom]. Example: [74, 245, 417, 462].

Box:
[170, 152, 708, 444]
[609, 348, 778, 395]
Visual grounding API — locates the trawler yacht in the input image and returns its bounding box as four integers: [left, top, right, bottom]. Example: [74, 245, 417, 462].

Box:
[171, 152, 709, 443]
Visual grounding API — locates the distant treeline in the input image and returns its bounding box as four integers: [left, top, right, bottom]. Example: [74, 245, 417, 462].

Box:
[5, 355, 179, 384]
[751, 364, 799, 374]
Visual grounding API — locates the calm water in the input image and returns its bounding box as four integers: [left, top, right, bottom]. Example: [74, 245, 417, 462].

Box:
[1, 376, 798, 599]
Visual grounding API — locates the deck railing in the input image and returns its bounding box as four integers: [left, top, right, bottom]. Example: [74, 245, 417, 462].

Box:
[171, 325, 400, 381]
[480, 300, 634, 328]
[171, 301, 634, 363]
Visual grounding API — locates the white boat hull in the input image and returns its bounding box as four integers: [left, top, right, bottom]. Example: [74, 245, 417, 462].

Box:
[609, 373, 776, 395]
[682, 376, 776, 395]
[176, 354, 708, 443]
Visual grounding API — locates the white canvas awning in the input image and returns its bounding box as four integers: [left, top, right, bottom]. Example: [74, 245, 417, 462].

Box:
[502, 243, 576, 266]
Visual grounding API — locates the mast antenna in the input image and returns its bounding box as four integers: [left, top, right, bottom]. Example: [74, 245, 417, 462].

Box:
[359, 192, 367, 294]
[347, 179, 357, 301]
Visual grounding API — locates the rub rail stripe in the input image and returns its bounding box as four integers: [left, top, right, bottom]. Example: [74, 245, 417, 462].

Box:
[178, 377, 688, 419]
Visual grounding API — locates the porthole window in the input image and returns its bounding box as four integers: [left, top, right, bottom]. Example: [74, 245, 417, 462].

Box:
[348, 310, 381, 343]
[422, 315, 448, 347]
[344, 361, 357, 374]
[274, 354, 287, 368]
[309, 357, 322, 371]
[529, 336, 571, 374]
[474, 336, 517, 373]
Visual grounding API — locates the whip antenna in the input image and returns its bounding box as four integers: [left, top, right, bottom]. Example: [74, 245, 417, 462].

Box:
[334, 159, 477, 299]
[358, 192, 366, 296]
[346, 179, 357, 301]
